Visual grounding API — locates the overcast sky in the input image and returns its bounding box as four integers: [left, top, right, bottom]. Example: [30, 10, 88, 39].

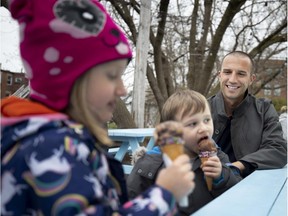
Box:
[0, 7, 24, 72]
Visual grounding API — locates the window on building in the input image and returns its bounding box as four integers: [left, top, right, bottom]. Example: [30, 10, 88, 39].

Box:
[264, 84, 271, 96]
[274, 84, 281, 96]
[15, 77, 23, 83]
[7, 75, 12, 85]
[5, 91, 11, 97]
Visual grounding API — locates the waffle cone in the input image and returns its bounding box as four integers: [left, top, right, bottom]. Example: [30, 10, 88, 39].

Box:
[200, 157, 213, 191]
[160, 144, 184, 161]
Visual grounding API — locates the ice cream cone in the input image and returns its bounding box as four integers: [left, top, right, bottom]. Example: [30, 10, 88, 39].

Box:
[155, 121, 185, 161]
[198, 138, 217, 191]
[154, 121, 188, 207]
[160, 143, 184, 161]
[200, 157, 213, 191]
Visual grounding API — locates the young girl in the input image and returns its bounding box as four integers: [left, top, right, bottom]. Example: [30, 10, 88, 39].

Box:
[1, 0, 195, 215]
[127, 89, 242, 215]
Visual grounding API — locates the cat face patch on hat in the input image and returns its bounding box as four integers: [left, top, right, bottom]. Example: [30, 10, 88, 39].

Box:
[9, 0, 132, 110]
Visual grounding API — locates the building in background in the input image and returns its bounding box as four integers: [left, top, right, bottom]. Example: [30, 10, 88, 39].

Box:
[1, 69, 29, 98]
[255, 59, 287, 99]
[254, 59, 287, 111]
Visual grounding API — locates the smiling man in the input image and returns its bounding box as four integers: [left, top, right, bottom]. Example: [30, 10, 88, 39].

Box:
[208, 51, 287, 177]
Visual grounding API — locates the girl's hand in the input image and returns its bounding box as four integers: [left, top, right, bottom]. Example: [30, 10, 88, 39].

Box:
[201, 156, 222, 180]
[156, 154, 195, 202]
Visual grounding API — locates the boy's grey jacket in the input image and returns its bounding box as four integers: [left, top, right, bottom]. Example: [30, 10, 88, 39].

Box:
[127, 146, 242, 215]
[208, 91, 287, 169]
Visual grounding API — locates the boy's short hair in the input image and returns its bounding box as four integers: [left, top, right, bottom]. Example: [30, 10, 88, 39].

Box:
[161, 89, 209, 122]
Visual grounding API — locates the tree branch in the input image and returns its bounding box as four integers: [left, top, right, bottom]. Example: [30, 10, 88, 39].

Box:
[249, 20, 287, 57]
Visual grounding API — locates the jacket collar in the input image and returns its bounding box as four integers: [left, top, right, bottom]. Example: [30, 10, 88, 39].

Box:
[1, 96, 67, 126]
[216, 91, 252, 118]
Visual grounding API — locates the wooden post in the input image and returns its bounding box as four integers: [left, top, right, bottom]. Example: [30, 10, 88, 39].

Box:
[132, 0, 151, 128]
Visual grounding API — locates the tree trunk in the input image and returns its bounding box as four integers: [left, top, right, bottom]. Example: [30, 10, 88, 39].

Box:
[112, 98, 137, 129]
[132, 0, 151, 128]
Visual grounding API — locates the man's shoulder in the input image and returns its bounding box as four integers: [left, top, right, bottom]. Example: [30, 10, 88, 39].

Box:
[252, 96, 273, 110]
[253, 95, 272, 103]
[207, 93, 219, 105]
[246, 95, 277, 117]
[207, 93, 217, 101]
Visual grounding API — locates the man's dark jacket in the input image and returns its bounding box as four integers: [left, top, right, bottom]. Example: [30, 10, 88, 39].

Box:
[208, 92, 287, 170]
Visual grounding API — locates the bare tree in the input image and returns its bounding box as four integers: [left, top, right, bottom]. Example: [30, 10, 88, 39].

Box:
[106, 0, 286, 128]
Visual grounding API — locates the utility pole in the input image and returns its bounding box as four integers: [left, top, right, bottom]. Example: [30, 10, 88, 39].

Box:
[132, 0, 151, 128]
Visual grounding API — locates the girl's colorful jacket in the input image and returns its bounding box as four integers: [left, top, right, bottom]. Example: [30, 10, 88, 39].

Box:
[1, 97, 177, 216]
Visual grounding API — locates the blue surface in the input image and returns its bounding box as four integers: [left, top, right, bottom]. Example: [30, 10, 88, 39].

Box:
[193, 166, 288, 216]
[269, 179, 287, 216]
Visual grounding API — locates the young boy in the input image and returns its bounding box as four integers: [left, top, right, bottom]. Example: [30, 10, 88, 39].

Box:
[127, 89, 242, 215]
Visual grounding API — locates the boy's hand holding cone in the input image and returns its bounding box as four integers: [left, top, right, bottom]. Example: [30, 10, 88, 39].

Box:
[198, 138, 217, 191]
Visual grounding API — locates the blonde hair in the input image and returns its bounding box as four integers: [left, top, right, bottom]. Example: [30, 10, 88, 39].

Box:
[161, 89, 209, 122]
[281, 106, 287, 113]
[65, 71, 113, 147]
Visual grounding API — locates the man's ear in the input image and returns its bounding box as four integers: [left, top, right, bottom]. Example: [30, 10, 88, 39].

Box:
[217, 71, 221, 78]
[250, 74, 256, 84]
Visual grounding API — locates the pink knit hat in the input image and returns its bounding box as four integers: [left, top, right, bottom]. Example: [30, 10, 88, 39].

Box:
[9, 0, 132, 110]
